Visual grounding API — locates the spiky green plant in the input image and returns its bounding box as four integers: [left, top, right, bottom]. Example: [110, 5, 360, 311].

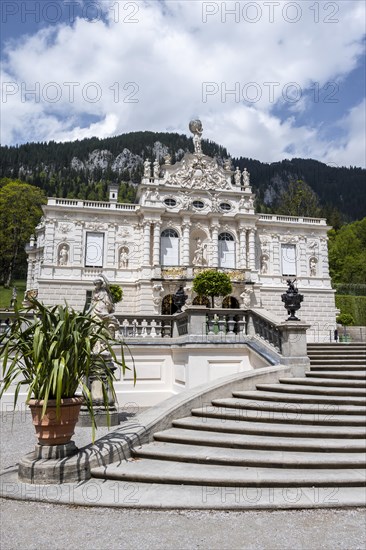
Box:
[0, 299, 135, 437]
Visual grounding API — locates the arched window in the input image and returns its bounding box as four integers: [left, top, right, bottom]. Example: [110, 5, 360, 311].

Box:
[218, 232, 235, 268]
[192, 295, 210, 307]
[162, 294, 178, 315]
[222, 296, 240, 309]
[161, 229, 179, 266]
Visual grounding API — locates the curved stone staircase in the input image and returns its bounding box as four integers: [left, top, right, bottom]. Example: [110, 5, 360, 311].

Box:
[92, 343, 366, 507]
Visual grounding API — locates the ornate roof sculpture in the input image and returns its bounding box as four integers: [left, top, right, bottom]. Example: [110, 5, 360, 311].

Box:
[139, 120, 255, 214]
[161, 120, 234, 191]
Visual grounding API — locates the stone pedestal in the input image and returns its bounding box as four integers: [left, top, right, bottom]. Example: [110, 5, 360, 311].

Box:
[278, 321, 311, 376]
[18, 441, 90, 484]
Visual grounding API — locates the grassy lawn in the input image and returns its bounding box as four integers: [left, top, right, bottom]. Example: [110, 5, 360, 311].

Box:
[0, 280, 26, 309]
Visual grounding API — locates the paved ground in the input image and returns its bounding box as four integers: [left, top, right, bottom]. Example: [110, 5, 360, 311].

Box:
[1, 410, 365, 550]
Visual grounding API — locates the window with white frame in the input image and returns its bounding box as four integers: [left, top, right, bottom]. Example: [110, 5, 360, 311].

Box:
[85, 232, 104, 267]
[160, 228, 179, 266]
[218, 232, 235, 268]
[281, 244, 297, 276]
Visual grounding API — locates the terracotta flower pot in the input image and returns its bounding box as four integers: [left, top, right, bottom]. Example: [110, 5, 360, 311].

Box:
[28, 397, 83, 445]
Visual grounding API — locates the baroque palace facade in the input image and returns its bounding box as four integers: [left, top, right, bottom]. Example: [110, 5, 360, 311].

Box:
[26, 120, 337, 342]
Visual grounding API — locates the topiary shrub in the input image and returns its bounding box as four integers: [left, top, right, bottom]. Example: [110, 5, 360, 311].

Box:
[193, 270, 232, 308]
[336, 312, 355, 326]
[109, 284, 123, 304]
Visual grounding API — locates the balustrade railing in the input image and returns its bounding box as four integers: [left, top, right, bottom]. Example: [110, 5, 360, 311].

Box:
[206, 311, 246, 336]
[247, 309, 283, 352]
[116, 315, 173, 339]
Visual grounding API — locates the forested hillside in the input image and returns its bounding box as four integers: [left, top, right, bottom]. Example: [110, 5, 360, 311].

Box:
[1, 131, 365, 222]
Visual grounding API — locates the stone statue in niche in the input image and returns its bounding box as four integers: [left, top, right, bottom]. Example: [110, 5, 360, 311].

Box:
[309, 257, 317, 277]
[193, 239, 206, 266]
[58, 244, 69, 265]
[119, 248, 129, 269]
[260, 255, 269, 274]
[144, 159, 151, 178]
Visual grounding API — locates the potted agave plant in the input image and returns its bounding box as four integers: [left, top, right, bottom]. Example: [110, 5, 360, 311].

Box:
[0, 298, 133, 445]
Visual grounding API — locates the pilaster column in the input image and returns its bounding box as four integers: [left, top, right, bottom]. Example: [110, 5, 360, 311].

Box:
[320, 237, 330, 278]
[182, 222, 191, 266]
[211, 223, 219, 267]
[107, 223, 117, 267]
[239, 227, 247, 269]
[248, 228, 256, 270]
[143, 221, 151, 266]
[153, 221, 161, 266]
[45, 221, 55, 264]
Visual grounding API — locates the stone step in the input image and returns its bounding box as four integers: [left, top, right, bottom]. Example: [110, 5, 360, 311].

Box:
[308, 349, 366, 359]
[172, 416, 366, 438]
[211, 397, 365, 416]
[232, 390, 366, 406]
[306, 371, 366, 380]
[154, 427, 366, 452]
[310, 362, 366, 368]
[308, 344, 366, 349]
[191, 406, 366, 427]
[308, 365, 366, 372]
[132, 441, 366, 469]
[91, 460, 366, 487]
[255, 383, 366, 397]
[279, 377, 366, 389]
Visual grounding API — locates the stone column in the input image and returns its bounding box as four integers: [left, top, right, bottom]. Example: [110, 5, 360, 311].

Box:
[143, 221, 151, 266]
[182, 222, 191, 266]
[152, 221, 161, 266]
[211, 223, 219, 267]
[248, 228, 256, 270]
[239, 227, 247, 269]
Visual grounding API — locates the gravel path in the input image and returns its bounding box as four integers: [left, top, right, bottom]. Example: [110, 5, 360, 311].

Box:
[1, 411, 365, 550]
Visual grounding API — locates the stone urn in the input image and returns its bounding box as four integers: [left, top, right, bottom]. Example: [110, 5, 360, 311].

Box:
[281, 279, 303, 321]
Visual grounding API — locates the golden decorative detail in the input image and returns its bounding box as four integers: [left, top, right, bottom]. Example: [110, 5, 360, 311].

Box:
[225, 270, 246, 281]
[162, 267, 186, 279]
[193, 267, 211, 276]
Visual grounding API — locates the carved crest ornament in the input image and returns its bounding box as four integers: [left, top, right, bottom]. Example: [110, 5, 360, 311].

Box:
[162, 120, 232, 191]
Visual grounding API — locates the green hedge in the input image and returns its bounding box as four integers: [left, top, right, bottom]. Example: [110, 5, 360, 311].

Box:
[335, 295, 366, 326]
[334, 283, 366, 296]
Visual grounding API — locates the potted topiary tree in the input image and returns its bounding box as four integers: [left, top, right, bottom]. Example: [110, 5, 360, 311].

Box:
[193, 270, 232, 308]
[0, 298, 134, 445]
[336, 312, 355, 342]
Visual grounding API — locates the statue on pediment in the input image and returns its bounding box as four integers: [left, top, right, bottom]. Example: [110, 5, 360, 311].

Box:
[234, 167, 241, 186]
[144, 159, 151, 178]
[189, 119, 203, 155]
[243, 168, 250, 188]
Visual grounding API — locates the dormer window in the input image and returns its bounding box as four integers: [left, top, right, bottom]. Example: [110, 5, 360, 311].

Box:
[164, 198, 177, 207]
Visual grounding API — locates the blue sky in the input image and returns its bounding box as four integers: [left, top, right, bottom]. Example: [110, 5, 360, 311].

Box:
[1, 1, 365, 167]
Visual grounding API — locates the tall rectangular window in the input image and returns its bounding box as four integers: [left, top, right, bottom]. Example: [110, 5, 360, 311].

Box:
[281, 244, 296, 276]
[85, 232, 104, 267]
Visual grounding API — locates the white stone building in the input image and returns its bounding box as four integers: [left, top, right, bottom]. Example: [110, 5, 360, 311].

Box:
[26, 120, 337, 343]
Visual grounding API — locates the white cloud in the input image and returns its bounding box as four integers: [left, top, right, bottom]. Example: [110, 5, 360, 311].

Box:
[1, 0, 365, 166]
